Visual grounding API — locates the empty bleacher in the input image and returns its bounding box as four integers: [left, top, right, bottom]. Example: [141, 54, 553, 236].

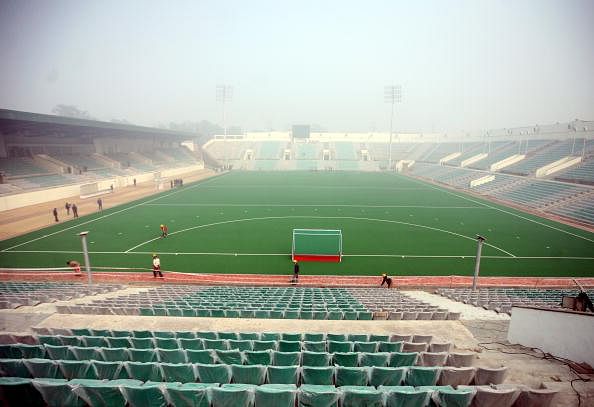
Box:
[436, 287, 594, 315]
[0, 326, 557, 407]
[502, 139, 577, 175]
[549, 193, 594, 225]
[0, 158, 51, 178]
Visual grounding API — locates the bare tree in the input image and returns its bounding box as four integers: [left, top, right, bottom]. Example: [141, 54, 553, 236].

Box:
[52, 105, 94, 120]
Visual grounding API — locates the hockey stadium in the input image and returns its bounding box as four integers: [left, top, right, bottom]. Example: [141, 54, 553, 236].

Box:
[1, 1, 594, 406]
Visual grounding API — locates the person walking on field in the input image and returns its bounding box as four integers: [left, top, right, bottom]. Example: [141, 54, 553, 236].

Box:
[52, 208, 59, 222]
[292, 260, 300, 283]
[160, 224, 168, 238]
[152, 254, 163, 278]
[97, 198, 103, 210]
[72, 203, 79, 218]
[65, 202, 71, 215]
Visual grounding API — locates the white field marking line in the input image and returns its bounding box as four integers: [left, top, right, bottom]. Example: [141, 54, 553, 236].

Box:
[403, 174, 594, 244]
[4, 250, 594, 260]
[144, 203, 485, 209]
[193, 185, 429, 190]
[0, 173, 229, 252]
[124, 215, 516, 257]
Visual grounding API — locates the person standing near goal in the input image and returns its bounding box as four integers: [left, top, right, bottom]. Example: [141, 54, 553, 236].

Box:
[292, 260, 300, 283]
[152, 254, 163, 278]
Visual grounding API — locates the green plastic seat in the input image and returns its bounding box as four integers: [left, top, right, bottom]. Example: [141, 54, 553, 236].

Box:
[379, 341, 402, 352]
[59, 360, 98, 379]
[244, 350, 272, 366]
[181, 308, 196, 317]
[298, 384, 339, 407]
[326, 333, 346, 341]
[340, 385, 383, 407]
[229, 340, 253, 351]
[106, 337, 131, 348]
[101, 347, 130, 362]
[327, 311, 344, 320]
[303, 341, 326, 353]
[196, 309, 211, 317]
[238, 332, 260, 341]
[210, 383, 255, 407]
[195, 332, 217, 340]
[267, 365, 299, 384]
[131, 337, 154, 349]
[301, 366, 334, 385]
[125, 361, 163, 381]
[175, 331, 196, 339]
[19, 344, 46, 359]
[179, 338, 203, 350]
[303, 333, 325, 342]
[0, 359, 32, 378]
[72, 378, 141, 407]
[260, 332, 281, 341]
[269, 310, 284, 319]
[335, 366, 368, 386]
[216, 349, 242, 365]
[158, 348, 187, 364]
[333, 352, 359, 367]
[328, 341, 353, 353]
[132, 330, 152, 338]
[203, 339, 228, 351]
[129, 348, 157, 363]
[186, 350, 215, 364]
[389, 352, 419, 367]
[165, 382, 217, 407]
[343, 312, 358, 320]
[369, 334, 390, 342]
[0, 345, 24, 359]
[381, 385, 432, 407]
[82, 336, 108, 347]
[91, 329, 111, 337]
[140, 308, 155, 316]
[357, 312, 373, 320]
[253, 341, 276, 351]
[360, 352, 390, 367]
[218, 332, 238, 340]
[255, 383, 296, 407]
[406, 366, 440, 386]
[153, 308, 167, 316]
[24, 358, 64, 379]
[225, 310, 240, 318]
[369, 367, 406, 387]
[37, 335, 62, 347]
[273, 351, 300, 366]
[210, 309, 226, 318]
[92, 361, 128, 380]
[72, 328, 92, 336]
[155, 338, 179, 350]
[32, 378, 84, 407]
[161, 362, 196, 383]
[120, 381, 167, 407]
[111, 330, 131, 338]
[231, 364, 267, 385]
[302, 351, 331, 367]
[278, 340, 301, 352]
[196, 363, 231, 384]
[354, 341, 378, 353]
[284, 310, 300, 319]
[59, 335, 82, 347]
[281, 333, 301, 341]
[434, 387, 475, 407]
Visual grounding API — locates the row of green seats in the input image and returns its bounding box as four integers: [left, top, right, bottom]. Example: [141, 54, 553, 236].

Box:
[2, 348, 423, 367]
[138, 308, 373, 319]
[43, 330, 389, 342]
[0, 360, 443, 386]
[33, 337, 406, 352]
[0, 377, 477, 407]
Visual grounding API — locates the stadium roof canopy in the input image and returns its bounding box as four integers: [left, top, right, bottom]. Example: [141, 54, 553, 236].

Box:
[0, 109, 195, 140]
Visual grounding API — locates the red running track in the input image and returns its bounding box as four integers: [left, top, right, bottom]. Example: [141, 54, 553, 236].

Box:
[0, 271, 592, 288]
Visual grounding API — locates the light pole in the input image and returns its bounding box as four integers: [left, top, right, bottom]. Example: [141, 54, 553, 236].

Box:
[216, 85, 233, 140]
[472, 235, 486, 290]
[384, 85, 402, 171]
[79, 231, 92, 285]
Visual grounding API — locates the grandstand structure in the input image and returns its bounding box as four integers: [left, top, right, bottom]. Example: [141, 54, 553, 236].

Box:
[0, 109, 207, 210]
[203, 121, 594, 227]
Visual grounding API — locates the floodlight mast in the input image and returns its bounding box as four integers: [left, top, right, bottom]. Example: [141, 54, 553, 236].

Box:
[384, 85, 402, 171]
[216, 85, 233, 140]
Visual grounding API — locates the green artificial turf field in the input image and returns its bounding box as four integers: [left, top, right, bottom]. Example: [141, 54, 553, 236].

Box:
[1, 171, 593, 277]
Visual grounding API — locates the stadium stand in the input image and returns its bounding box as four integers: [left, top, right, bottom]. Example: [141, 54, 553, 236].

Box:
[501, 139, 578, 175]
[0, 158, 51, 178]
[436, 287, 594, 315]
[550, 193, 594, 224]
[554, 157, 594, 185]
[0, 326, 557, 407]
[0, 282, 123, 309]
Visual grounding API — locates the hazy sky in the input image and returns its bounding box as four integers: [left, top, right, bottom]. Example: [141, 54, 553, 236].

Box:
[1, 0, 593, 133]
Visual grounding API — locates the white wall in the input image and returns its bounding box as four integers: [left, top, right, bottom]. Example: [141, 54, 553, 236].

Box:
[508, 306, 594, 367]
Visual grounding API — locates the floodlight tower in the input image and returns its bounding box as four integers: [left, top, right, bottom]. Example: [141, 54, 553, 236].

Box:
[384, 85, 402, 171]
[216, 85, 233, 140]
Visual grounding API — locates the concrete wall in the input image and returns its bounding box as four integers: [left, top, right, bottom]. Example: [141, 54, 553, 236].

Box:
[508, 306, 594, 366]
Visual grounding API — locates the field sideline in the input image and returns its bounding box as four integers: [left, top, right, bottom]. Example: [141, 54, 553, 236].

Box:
[1, 171, 593, 277]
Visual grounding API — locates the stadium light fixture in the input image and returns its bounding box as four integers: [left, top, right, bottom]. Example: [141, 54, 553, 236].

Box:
[78, 231, 92, 285]
[472, 235, 486, 290]
[216, 84, 233, 140]
[384, 85, 402, 171]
